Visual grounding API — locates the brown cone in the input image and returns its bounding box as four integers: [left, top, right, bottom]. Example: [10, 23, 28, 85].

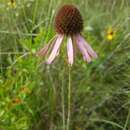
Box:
[55, 4, 83, 36]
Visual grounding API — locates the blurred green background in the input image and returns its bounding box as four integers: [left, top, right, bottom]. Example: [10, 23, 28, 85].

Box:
[0, 0, 130, 130]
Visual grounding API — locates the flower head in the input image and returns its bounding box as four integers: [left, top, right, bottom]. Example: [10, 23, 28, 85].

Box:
[106, 27, 115, 41]
[55, 4, 83, 35]
[8, 0, 16, 8]
[37, 4, 97, 65]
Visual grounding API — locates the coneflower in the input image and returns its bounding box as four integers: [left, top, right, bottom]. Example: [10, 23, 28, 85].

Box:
[37, 4, 97, 65]
[8, 0, 16, 8]
[106, 27, 115, 41]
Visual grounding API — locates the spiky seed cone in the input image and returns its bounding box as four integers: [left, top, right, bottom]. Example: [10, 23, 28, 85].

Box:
[55, 4, 83, 36]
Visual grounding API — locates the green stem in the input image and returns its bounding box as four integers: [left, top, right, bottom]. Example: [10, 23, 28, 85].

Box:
[32, 0, 39, 26]
[67, 66, 71, 130]
[124, 109, 130, 130]
[91, 118, 124, 129]
[61, 70, 65, 130]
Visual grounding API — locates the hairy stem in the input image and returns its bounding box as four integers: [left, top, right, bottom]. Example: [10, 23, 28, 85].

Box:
[67, 66, 71, 130]
[61, 75, 65, 130]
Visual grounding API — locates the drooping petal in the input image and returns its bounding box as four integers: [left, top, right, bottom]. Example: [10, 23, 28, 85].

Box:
[36, 44, 50, 56]
[46, 34, 64, 64]
[67, 37, 74, 65]
[36, 35, 58, 57]
[75, 35, 91, 63]
[77, 34, 97, 58]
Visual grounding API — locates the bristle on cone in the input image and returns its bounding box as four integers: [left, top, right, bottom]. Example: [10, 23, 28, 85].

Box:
[55, 4, 83, 36]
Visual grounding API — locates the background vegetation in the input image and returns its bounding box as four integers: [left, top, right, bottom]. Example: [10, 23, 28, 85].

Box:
[0, 0, 130, 130]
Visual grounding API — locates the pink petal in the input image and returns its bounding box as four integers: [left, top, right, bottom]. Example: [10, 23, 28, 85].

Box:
[36, 44, 50, 56]
[46, 34, 64, 64]
[36, 35, 58, 57]
[77, 34, 97, 58]
[75, 35, 91, 63]
[67, 37, 74, 65]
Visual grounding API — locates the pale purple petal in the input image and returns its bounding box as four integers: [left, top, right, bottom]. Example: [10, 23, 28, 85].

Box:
[67, 37, 74, 65]
[75, 35, 91, 63]
[36, 44, 50, 56]
[46, 34, 64, 64]
[76, 34, 97, 58]
[36, 35, 58, 57]
[56, 50, 60, 57]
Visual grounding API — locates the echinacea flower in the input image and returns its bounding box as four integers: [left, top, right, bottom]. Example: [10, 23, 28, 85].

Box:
[37, 4, 97, 65]
[106, 27, 115, 41]
[8, 0, 16, 8]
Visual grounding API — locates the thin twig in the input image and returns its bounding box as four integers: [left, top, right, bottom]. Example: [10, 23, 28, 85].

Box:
[123, 110, 130, 130]
[91, 118, 124, 129]
[7, 52, 31, 69]
[0, 30, 38, 36]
